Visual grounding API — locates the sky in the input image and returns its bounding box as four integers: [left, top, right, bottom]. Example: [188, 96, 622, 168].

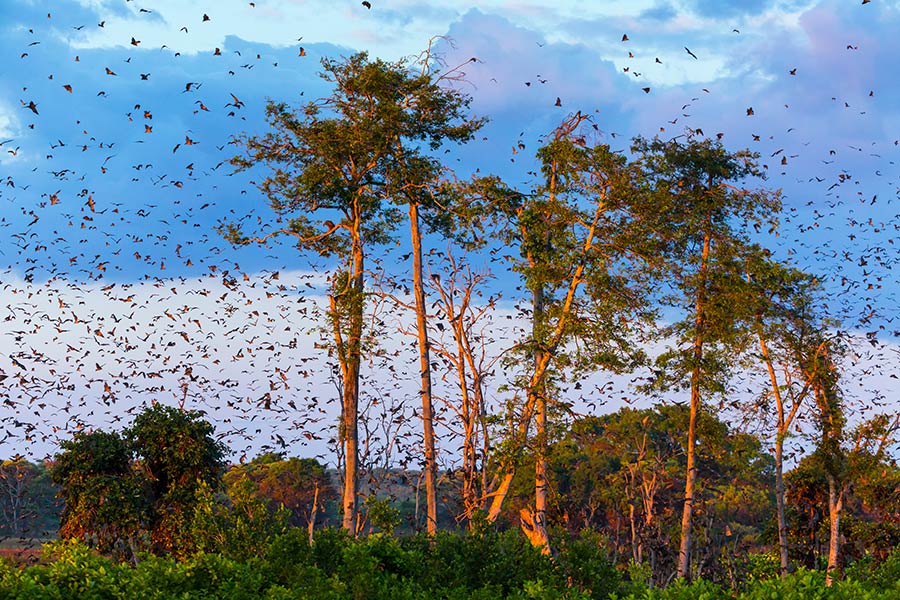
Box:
[1, 0, 899, 464]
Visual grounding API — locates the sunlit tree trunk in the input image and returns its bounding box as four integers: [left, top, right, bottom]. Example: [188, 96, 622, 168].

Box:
[531, 284, 550, 553]
[677, 230, 710, 581]
[826, 474, 843, 586]
[335, 225, 365, 534]
[409, 201, 438, 534]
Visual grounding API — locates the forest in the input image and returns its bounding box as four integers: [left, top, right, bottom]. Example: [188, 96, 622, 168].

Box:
[1, 46, 899, 599]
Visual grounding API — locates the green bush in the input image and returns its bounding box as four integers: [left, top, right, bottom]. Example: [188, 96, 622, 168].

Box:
[22, 530, 900, 599]
[554, 529, 621, 599]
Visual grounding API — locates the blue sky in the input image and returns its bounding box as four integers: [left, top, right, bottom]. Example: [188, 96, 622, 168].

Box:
[1, 0, 899, 461]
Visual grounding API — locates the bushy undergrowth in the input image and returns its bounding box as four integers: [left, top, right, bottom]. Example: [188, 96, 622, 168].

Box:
[5, 534, 900, 599]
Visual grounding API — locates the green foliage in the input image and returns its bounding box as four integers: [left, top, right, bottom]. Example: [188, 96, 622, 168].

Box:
[365, 494, 402, 535]
[554, 529, 621, 599]
[632, 135, 781, 396]
[50, 430, 148, 559]
[127, 404, 227, 557]
[11, 533, 900, 599]
[50, 405, 227, 560]
[224, 454, 334, 528]
[190, 477, 289, 561]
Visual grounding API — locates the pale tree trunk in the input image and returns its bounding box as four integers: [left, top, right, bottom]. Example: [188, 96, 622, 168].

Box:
[677, 230, 711, 581]
[530, 284, 551, 553]
[409, 202, 438, 534]
[774, 436, 789, 577]
[677, 367, 700, 580]
[335, 225, 365, 534]
[308, 483, 319, 546]
[757, 329, 798, 578]
[629, 502, 640, 564]
[454, 339, 478, 520]
[826, 474, 843, 586]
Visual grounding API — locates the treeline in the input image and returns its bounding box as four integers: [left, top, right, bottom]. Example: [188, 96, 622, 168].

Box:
[3, 400, 896, 593]
[216, 47, 895, 585]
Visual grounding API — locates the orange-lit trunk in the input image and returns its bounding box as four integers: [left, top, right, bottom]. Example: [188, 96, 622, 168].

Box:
[677, 230, 711, 581]
[409, 201, 438, 534]
[336, 222, 365, 534]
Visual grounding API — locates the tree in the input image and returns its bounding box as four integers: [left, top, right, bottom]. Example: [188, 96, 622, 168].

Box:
[491, 114, 649, 552]
[785, 412, 900, 580]
[527, 406, 773, 585]
[224, 453, 334, 529]
[227, 51, 481, 533]
[802, 335, 845, 585]
[383, 45, 485, 534]
[0, 459, 37, 537]
[191, 476, 290, 561]
[427, 248, 498, 525]
[0, 459, 59, 538]
[633, 135, 780, 580]
[745, 254, 823, 577]
[128, 404, 226, 556]
[50, 430, 147, 559]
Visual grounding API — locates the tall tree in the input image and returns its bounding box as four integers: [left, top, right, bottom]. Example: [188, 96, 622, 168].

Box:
[384, 46, 486, 534]
[633, 135, 780, 580]
[745, 255, 823, 578]
[227, 52, 480, 532]
[801, 334, 846, 585]
[491, 114, 649, 552]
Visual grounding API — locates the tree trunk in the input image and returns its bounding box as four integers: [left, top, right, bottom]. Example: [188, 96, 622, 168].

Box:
[454, 337, 478, 522]
[532, 388, 550, 553]
[757, 326, 793, 579]
[826, 474, 843, 586]
[774, 435, 790, 578]
[677, 230, 711, 581]
[487, 387, 540, 521]
[630, 502, 640, 564]
[677, 372, 700, 580]
[308, 483, 319, 546]
[409, 202, 438, 534]
[336, 228, 365, 534]
[529, 283, 550, 553]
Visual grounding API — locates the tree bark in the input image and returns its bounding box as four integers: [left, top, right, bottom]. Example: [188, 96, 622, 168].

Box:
[677, 230, 711, 581]
[757, 327, 794, 578]
[774, 436, 789, 577]
[308, 483, 319, 546]
[336, 225, 365, 534]
[409, 201, 438, 534]
[826, 474, 843, 586]
[530, 283, 551, 553]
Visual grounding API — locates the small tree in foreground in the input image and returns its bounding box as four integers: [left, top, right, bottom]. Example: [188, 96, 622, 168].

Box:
[52, 404, 225, 559]
[128, 404, 226, 556]
[50, 430, 147, 560]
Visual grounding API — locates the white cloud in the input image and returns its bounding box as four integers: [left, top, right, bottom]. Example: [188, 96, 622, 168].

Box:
[0, 101, 25, 165]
